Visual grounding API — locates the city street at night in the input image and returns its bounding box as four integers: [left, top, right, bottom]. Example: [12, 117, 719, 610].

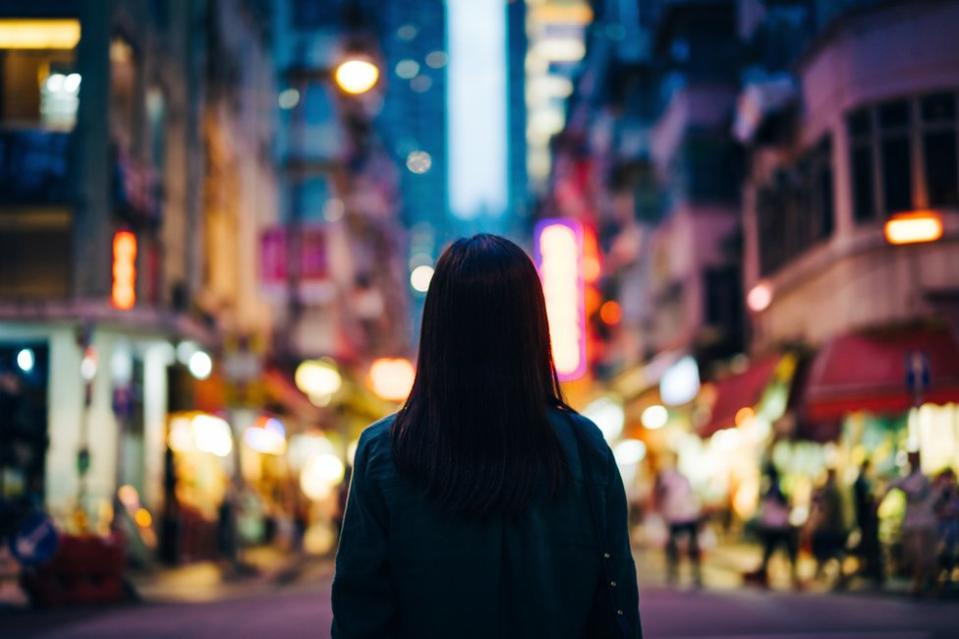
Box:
[3, 0, 959, 636]
[5, 561, 958, 639]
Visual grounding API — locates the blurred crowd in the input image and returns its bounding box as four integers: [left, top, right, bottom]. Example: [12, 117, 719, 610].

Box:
[638, 453, 959, 596]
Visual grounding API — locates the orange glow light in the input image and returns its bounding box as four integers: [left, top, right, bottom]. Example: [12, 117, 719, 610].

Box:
[735, 406, 756, 427]
[112, 231, 137, 310]
[134, 508, 152, 528]
[0, 19, 80, 50]
[884, 211, 944, 245]
[369, 358, 415, 402]
[599, 300, 622, 326]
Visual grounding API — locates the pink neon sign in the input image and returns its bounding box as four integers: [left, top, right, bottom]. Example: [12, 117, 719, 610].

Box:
[534, 218, 587, 381]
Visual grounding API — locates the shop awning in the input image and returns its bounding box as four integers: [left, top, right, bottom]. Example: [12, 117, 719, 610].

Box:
[803, 323, 959, 422]
[700, 355, 782, 438]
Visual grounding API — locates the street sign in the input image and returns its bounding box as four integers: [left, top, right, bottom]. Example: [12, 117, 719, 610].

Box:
[905, 350, 931, 395]
[8, 512, 59, 567]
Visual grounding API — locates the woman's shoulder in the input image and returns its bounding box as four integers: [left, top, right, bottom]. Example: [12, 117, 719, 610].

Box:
[549, 407, 612, 481]
[355, 414, 398, 468]
[551, 407, 607, 448]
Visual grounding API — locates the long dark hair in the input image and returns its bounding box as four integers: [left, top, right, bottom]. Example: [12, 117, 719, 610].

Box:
[391, 234, 571, 517]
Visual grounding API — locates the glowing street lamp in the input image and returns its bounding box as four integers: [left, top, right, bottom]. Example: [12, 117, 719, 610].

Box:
[884, 210, 944, 245]
[334, 57, 379, 95]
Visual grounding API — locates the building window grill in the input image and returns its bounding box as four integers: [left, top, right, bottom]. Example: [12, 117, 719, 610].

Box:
[846, 90, 959, 220]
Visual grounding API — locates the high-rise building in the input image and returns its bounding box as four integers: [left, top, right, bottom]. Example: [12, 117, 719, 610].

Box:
[376, 0, 449, 245]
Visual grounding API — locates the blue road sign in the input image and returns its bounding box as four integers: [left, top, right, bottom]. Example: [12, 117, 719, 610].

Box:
[9, 511, 59, 567]
[905, 350, 931, 395]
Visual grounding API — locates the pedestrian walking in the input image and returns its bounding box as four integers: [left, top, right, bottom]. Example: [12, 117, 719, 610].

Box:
[655, 463, 702, 586]
[853, 460, 884, 586]
[751, 463, 799, 588]
[933, 468, 959, 589]
[331, 235, 642, 639]
[888, 453, 938, 595]
[810, 468, 847, 586]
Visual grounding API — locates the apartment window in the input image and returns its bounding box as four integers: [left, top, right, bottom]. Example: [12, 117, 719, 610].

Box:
[879, 100, 912, 212]
[756, 135, 834, 277]
[921, 92, 958, 207]
[846, 90, 959, 219]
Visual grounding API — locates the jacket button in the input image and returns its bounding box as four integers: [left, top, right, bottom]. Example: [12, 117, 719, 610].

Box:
[603, 552, 611, 559]
[610, 581, 617, 587]
[617, 609, 624, 615]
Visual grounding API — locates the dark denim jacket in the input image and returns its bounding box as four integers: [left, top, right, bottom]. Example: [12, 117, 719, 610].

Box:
[331, 409, 642, 639]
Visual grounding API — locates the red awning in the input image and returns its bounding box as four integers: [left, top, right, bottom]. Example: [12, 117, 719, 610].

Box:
[700, 355, 782, 438]
[803, 323, 959, 422]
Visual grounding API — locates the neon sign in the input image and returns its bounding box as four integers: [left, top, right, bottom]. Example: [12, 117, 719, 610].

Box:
[111, 230, 137, 310]
[535, 218, 586, 381]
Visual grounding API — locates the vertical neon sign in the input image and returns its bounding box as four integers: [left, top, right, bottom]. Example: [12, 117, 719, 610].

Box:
[535, 218, 586, 381]
[112, 230, 137, 310]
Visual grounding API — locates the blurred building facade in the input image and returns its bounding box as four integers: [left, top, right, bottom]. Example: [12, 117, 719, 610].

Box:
[740, 0, 959, 348]
[548, 0, 746, 395]
[0, 0, 282, 536]
[545, 0, 959, 508]
[736, 0, 959, 458]
[272, 0, 410, 366]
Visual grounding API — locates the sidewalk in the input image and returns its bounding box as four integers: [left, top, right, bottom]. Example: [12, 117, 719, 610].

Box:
[131, 546, 333, 604]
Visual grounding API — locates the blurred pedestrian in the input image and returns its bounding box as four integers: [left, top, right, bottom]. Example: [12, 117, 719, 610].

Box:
[752, 463, 799, 588]
[216, 489, 237, 564]
[853, 460, 884, 586]
[292, 499, 309, 555]
[655, 462, 702, 586]
[810, 468, 847, 586]
[888, 453, 938, 595]
[934, 468, 959, 589]
[331, 235, 642, 639]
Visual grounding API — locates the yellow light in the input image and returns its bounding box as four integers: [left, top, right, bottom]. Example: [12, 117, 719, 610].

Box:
[295, 359, 343, 398]
[334, 58, 379, 95]
[169, 413, 233, 457]
[369, 357, 415, 402]
[530, 3, 593, 24]
[884, 211, 944, 245]
[0, 19, 80, 50]
[192, 414, 232, 457]
[134, 508, 153, 528]
[641, 404, 669, 430]
[300, 453, 346, 500]
[534, 38, 586, 63]
[168, 416, 194, 453]
[735, 406, 756, 427]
